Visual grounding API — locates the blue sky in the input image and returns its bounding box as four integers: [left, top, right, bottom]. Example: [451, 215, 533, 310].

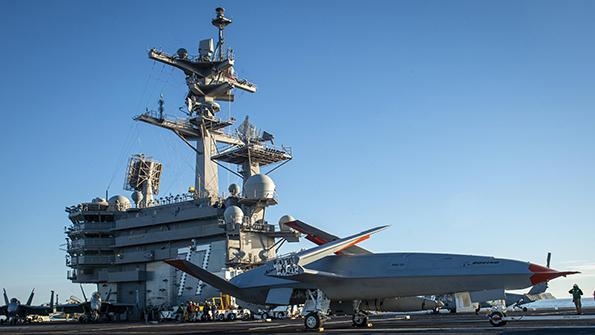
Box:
[0, 0, 594, 303]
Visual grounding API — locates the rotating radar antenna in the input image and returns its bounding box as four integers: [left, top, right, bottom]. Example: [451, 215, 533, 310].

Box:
[124, 154, 163, 208]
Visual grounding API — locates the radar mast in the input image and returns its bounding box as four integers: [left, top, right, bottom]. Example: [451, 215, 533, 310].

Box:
[212, 7, 232, 61]
[135, 8, 291, 202]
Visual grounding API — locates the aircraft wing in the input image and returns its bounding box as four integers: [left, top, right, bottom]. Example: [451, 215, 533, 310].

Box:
[165, 259, 253, 302]
[284, 220, 371, 255]
[20, 305, 53, 316]
[268, 225, 387, 278]
[56, 303, 86, 314]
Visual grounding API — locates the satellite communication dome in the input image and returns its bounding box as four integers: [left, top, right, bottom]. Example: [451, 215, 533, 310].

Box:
[279, 215, 296, 232]
[228, 184, 241, 197]
[244, 174, 275, 200]
[176, 48, 188, 59]
[223, 205, 244, 224]
[91, 197, 108, 206]
[131, 191, 144, 207]
[108, 195, 131, 211]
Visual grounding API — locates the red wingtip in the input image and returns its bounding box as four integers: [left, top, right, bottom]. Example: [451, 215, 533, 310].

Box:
[529, 263, 580, 285]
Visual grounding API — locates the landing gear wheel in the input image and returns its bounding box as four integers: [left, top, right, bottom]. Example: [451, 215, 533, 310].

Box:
[488, 311, 507, 327]
[522, 307, 528, 312]
[261, 312, 269, 320]
[304, 312, 321, 330]
[89, 311, 99, 323]
[352, 314, 369, 328]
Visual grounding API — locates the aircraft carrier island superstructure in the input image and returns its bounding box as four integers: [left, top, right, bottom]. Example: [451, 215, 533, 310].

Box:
[64, 8, 299, 316]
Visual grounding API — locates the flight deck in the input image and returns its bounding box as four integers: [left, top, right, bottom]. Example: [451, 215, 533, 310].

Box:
[1, 309, 593, 334]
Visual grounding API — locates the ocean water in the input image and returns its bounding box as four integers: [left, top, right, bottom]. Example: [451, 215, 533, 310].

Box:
[525, 298, 595, 309]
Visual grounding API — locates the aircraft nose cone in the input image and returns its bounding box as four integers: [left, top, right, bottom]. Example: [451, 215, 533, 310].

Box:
[7, 304, 17, 313]
[528, 263, 579, 285]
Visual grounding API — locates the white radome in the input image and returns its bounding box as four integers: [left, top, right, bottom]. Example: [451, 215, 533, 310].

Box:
[91, 197, 108, 206]
[131, 191, 144, 206]
[108, 195, 131, 211]
[224, 205, 244, 224]
[243, 174, 275, 200]
[279, 215, 296, 232]
[228, 183, 241, 196]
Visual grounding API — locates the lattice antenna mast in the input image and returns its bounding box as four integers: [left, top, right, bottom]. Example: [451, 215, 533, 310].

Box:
[212, 7, 232, 61]
[124, 154, 163, 208]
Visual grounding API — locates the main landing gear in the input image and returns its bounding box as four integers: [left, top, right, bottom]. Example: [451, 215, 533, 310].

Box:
[302, 289, 330, 331]
[352, 313, 370, 327]
[488, 311, 507, 327]
[304, 312, 322, 330]
[352, 300, 372, 328]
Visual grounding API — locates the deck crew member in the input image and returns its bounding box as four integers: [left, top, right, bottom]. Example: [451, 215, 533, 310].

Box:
[569, 284, 583, 314]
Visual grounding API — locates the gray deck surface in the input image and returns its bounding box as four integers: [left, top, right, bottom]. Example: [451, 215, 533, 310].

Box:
[1, 309, 594, 334]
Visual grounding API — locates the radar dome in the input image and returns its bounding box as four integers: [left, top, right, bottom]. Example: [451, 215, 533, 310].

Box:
[131, 191, 143, 207]
[108, 195, 131, 211]
[244, 174, 275, 200]
[176, 48, 188, 59]
[279, 215, 296, 232]
[228, 184, 241, 197]
[224, 205, 244, 224]
[91, 197, 108, 206]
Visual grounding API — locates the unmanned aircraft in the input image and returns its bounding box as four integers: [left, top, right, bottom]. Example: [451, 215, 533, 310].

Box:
[166, 223, 577, 330]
